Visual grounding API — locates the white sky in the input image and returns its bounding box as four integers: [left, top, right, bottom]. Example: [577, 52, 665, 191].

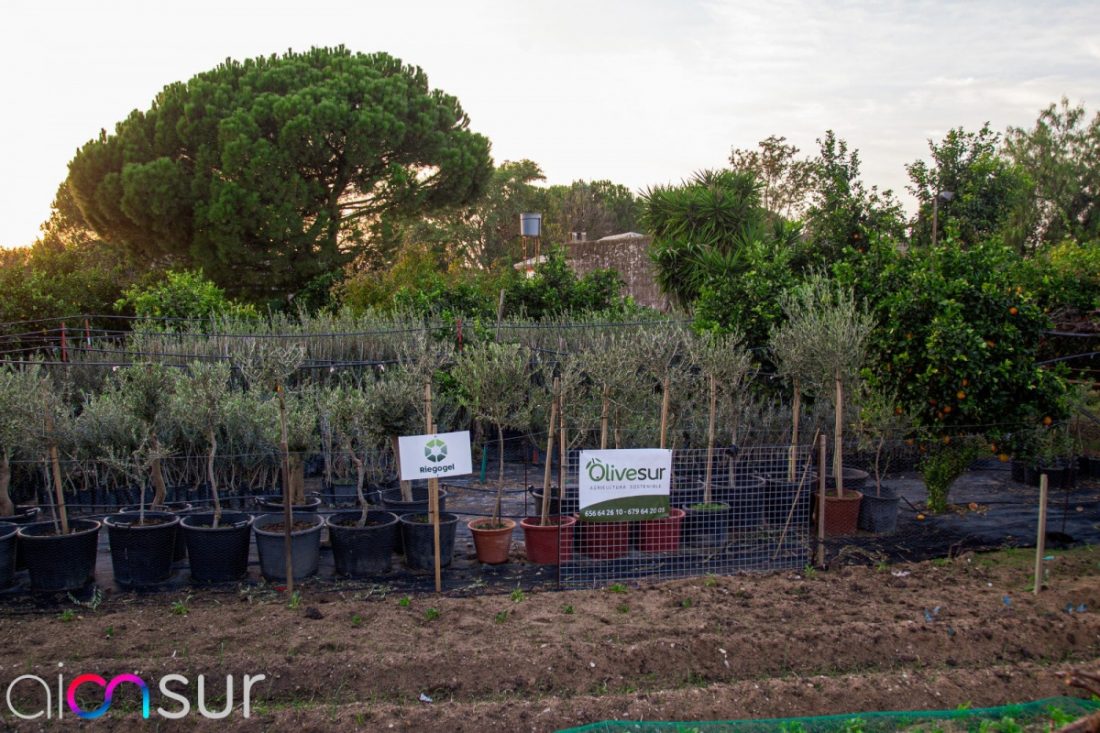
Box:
[2, 0, 1098, 248]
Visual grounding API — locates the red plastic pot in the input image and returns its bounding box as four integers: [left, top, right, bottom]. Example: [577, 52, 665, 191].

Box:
[469, 518, 516, 565]
[820, 491, 863, 537]
[520, 515, 576, 564]
[636, 507, 685, 552]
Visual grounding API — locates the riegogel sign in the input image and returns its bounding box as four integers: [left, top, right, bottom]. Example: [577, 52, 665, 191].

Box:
[398, 431, 473, 481]
[578, 449, 672, 522]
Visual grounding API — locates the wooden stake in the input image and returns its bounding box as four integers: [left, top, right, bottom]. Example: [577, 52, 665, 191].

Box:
[541, 377, 559, 525]
[659, 373, 671, 450]
[558, 389, 567, 507]
[703, 374, 717, 505]
[834, 373, 844, 498]
[277, 384, 294, 597]
[424, 382, 441, 594]
[788, 381, 801, 482]
[599, 384, 610, 450]
[817, 434, 827, 568]
[494, 289, 506, 341]
[774, 429, 820, 560]
[1034, 473, 1049, 595]
[46, 412, 68, 535]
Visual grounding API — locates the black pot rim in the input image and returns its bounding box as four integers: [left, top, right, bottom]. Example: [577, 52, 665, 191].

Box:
[180, 512, 254, 531]
[255, 494, 323, 508]
[382, 487, 451, 502]
[398, 512, 459, 526]
[0, 521, 15, 540]
[17, 518, 102, 540]
[1, 506, 41, 522]
[104, 512, 181, 531]
[325, 510, 399, 530]
[120, 502, 193, 513]
[254, 512, 324, 536]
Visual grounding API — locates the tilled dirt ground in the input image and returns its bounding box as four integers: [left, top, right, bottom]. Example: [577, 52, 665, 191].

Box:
[1, 546, 1098, 731]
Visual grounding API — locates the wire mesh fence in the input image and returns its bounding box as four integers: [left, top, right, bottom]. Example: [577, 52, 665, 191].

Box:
[557, 444, 815, 589]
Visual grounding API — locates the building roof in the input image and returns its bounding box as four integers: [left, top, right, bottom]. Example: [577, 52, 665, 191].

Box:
[595, 231, 647, 242]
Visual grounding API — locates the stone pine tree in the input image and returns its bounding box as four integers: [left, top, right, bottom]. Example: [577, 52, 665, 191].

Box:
[66, 47, 493, 302]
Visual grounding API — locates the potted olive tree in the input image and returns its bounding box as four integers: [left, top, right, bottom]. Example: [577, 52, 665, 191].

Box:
[17, 367, 101, 592]
[854, 386, 911, 534]
[774, 274, 874, 536]
[680, 333, 753, 546]
[174, 361, 255, 583]
[452, 341, 532, 564]
[237, 342, 322, 588]
[324, 380, 399, 576]
[0, 365, 45, 523]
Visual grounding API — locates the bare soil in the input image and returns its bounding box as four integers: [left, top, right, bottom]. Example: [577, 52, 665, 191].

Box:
[1, 546, 1098, 731]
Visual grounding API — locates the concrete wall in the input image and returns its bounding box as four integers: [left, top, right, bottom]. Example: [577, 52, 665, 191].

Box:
[567, 232, 670, 312]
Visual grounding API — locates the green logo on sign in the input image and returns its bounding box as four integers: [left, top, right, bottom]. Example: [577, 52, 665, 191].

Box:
[424, 438, 448, 463]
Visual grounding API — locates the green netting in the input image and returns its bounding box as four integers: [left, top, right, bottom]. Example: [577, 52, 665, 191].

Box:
[559, 696, 1099, 733]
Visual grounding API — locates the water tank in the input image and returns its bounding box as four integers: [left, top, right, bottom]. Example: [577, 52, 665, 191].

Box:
[520, 212, 542, 237]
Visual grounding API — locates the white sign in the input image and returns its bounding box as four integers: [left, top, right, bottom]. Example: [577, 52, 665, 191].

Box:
[398, 431, 473, 481]
[578, 449, 672, 522]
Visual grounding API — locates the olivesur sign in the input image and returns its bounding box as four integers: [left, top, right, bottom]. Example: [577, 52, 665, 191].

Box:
[398, 431, 473, 481]
[578, 449, 672, 522]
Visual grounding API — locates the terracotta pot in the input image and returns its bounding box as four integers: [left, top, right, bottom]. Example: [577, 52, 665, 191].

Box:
[521, 515, 576, 564]
[579, 520, 630, 560]
[820, 490, 863, 536]
[468, 517, 516, 564]
[636, 508, 685, 552]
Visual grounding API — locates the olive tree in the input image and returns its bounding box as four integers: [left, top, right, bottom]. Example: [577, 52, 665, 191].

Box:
[451, 341, 532, 522]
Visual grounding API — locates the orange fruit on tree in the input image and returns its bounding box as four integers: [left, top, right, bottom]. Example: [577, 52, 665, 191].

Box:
[1009, 306, 1018, 316]
[894, 406, 904, 415]
[942, 436, 952, 445]
[998, 453, 1010, 462]
[916, 513, 926, 521]
[1042, 416, 1053, 426]
[943, 405, 953, 414]
[961, 378, 969, 387]
[957, 390, 966, 400]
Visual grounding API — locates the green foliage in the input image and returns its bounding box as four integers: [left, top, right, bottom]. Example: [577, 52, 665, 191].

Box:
[424, 607, 441, 621]
[907, 124, 1032, 249]
[397, 595, 411, 607]
[509, 587, 526, 603]
[1006, 97, 1100, 247]
[872, 239, 1067, 441]
[506, 249, 631, 320]
[66, 47, 492, 302]
[729, 135, 816, 220]
[804, 131, 906, 265]
[1013, 239, 1100, 312]
[117, 270, 258, 323]
[920, 439, 981, 513]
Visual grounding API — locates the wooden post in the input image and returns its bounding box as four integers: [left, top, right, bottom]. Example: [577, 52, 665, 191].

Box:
[1034, 474, 1049, 595]
[703, 374, 717, 505]
[60, 322, 67, 363]
[817, 434, 827, 568]
[558, 391, 567, 506]
[788, 381, 801, 482]
[277, 385, 294, 596]
[834, 374, 844, 498]
[599, 384, 610, 450]
[424, 382, 441, 594]
[46, 412, 69, 535]
[494, 289, 506, 341]
[659, 373, 671, 450]
[541, 377, 559, 525]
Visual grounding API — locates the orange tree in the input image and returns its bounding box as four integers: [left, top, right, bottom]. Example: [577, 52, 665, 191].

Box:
[848, 237, 1068, 453]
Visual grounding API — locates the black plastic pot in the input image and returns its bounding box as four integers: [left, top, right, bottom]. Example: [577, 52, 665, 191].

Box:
[719, 475, 770, 530]
[761, 475, 815, 530]
[180, 512, 254, 584]
[121, 502, 192, 562]
[399, 513, 459, 571]
[255, 494, 322, 513]
[18, 519, 101, 593]
[104, 512, 180, 587]
[253, 513, 324, 582]
[383, 487, 449, 553]
[681, 503, 731, 548]
[326, 482, 361, 506]
[1, 506, 41, 571]
[1011, 459, 1027, 483]
[857, 486, 900, 534]
[823, 467, 869, 492]
[528, 487, 578, 516]
[327, 511, 399, 577]
[0, 522, 15, 589]
[381, 486, 449, 514]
